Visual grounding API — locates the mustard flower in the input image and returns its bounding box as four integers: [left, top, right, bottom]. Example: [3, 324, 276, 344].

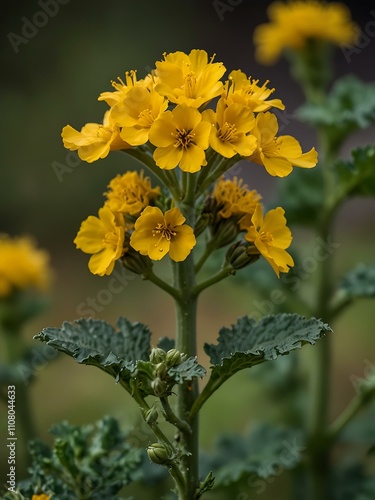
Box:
[0, 235, 51, 298]
[98, 70, 142, 106]
[244, 204, 294, 277]
[254, 1, 357, 64]
[110, 87, 168, 146]
[148, 105, 211, 172]
[203, 98, 257, 158]
[74, 206, 125, 276]
[224, 70, 285, 112]
[248, 112, 318, 177]
[62, 111, 129, 163]
[32, 495, 50, 500]
[105, 170, 160, 216]
[130, 207, 196, 262]
[213, 176, 262, 221]
[155, 49, 226, 108]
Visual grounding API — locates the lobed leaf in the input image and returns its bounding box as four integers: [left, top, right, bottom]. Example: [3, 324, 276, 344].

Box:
[168, 356, 206, 383]
[334, 146, 375, 198]
[339, 263, 375, 300]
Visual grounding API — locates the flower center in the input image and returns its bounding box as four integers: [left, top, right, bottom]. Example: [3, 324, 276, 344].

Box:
[103, 231, 118, 248]
[184, 71, 197, 98]
[259, 231, 274, 246]
[152, 223, 177, 247]
[138, 109, 155, 128]
[173, 128, 195, 149]
[218, 122, 238, 143]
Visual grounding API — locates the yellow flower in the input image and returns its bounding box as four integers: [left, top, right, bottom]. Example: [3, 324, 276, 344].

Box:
[105, 171, 160, 216]
[224, 70, 285, 112]
[244, 204, 294, 277]
[254, 1, 357, 64]
[62, 111, 129, 163]
[0, 236, 51, 298]
[110, 87, 168, 146]
[98, 70, 140, 106]
[155, 49, 226, 108]
[74, 206, 125, 276]
[32, 495, 50, 500]
[213, 176, 262, 221]
[203, 98, 257, 158]
[130, 207, 196, 262]
[149, 105, 211, 172]
[248, 112, 318, 177]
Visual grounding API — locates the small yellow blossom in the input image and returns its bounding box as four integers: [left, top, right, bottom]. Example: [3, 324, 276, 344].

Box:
[149, 105, 211, 172]
[0, 236, 51, 298]
[155, 49, 226, 108]
[213, 176, 262, 221]
[110, 87, 168, 146]
[248, 112, 318, 177]
[32, 494, 50, 500]
[105, 171, 160, 216]
[203, 98, 257, 158]
[98, 70, 141, 106]
[224, 70, 285, 112]
[62, 111, 129, 163]
[74, 206, 125, 276]
[244, 204, 294, 277]
[254, 0, 357, 64]
[130, 207, 196, 262]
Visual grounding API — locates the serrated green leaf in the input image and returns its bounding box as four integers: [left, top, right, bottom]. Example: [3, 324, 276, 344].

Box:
[196, 314, 330, 414]
[334, 146, 375, 198]
[333, 463, 375, 500]
[34, 317, 152, 382]
[201, 424, 304, 487]
[205, 313, 330, 379]
[339, 263, 375, 300]
[297, 76, 375, 149]
[168, 356, 206, 383]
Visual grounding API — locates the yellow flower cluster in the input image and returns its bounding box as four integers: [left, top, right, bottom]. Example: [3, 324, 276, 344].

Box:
[66, 49, 316, 276]
[0, 236, 51, 298]
[62, 49, 317, 176]
[254, 0, 357, 64]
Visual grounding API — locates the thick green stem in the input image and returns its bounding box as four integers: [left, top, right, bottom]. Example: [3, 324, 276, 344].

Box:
[172, 199, 200, 500]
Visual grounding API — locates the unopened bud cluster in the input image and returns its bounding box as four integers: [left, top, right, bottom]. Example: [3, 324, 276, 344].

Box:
[149, 347, 186, 397]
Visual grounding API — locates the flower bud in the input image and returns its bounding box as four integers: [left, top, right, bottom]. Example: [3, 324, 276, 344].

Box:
[226, 241, 260, 270]
[151, 377, 168, 397]
[121, 249, 153, 275]
[144, 407, 159, 425]
[150, 347, 167, 364]
[155, 362, 168, 379]
[166, 349, 182, 367]
[211, 218, 239, 248]
[147, 443, 170, 465]
[195, 211, 212, 237]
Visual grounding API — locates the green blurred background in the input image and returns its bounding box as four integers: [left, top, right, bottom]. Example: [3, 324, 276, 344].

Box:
[1, 0, 375, 497]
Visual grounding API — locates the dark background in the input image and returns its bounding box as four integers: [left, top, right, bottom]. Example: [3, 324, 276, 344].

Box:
[1, 0, 374, 496]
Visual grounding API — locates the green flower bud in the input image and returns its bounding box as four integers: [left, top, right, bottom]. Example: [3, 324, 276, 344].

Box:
[147, 442, 170, 465]
[144, 407, 159, 425]
[151, 377, 168, 397]
[195, 211, 212, 237]
[226, 241, 260, 270]
[150, 347, 167, 364]
[166, 349, 182, 367]
[121, 250, 153, 275]
[211, 218, 239, 248]
[155, 362, 168, 379]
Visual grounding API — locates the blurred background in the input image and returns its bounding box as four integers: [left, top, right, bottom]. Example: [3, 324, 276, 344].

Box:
[1, 0, 375, 497]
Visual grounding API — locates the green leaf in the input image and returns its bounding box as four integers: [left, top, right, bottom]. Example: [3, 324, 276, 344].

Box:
[168, 356, 206, 383]
[34, 317, 152, 382]
[297, 76, 375, 149]
[201, 424, 304, 487]
[333, 463, 375, 500]
[334, 146, 375, 198]
[204, 314, 330, 381]
[339, 263, 375, 299]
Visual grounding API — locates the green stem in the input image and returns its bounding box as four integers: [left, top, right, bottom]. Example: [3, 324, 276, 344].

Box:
[144, 270, 181, 299]
[194, 239, 216, 274]
[160, 396, 192, 434]
[172, 200, 199, 500]
[193, 265, 235, 297]
[196, 156, 239, 197]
